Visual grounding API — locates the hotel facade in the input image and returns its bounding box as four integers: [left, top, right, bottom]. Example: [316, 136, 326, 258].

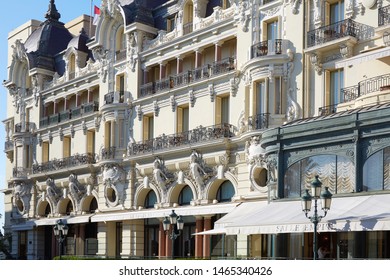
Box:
[2, 0, 390, 259]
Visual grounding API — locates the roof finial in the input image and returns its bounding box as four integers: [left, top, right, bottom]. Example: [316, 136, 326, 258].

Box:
[45, 0, 61, 21]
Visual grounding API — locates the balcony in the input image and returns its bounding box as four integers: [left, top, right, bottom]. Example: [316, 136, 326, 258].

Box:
[379, 5, 390, 27]
[32, 153, 97, 174]
[251, 39, 284, 58]
[100, 146, 116, 161]
[104, 92, 127, 104]
[40, 102, 99, 128]
[15, 122, 36, 133]
[127, 123, 236, 156]
[13, 167, 30, 178]
[319, 73, 390, 116]
[307, 19, 361, 48]
[247, 114, 270, 130]
[140, 57, 235, 98]
[115, 49, 126, 62]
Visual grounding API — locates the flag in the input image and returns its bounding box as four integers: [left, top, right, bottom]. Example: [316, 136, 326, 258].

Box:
[93, 5, 101, 25]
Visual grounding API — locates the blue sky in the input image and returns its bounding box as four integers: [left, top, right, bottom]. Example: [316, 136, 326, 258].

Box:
[0, 0, 96, 232]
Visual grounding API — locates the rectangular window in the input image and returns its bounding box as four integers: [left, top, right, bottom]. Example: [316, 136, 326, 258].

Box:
[42, 142, 50, 163]
[325, 0, 345, 25]
[143, 115, 154, 141]
[274, 77, 285, 114]
[167, 15, 176, 32]
[177, 106, 189, 133]
[256, 81, 267, 115]
[330, 69, 344, 105]
[267, 20, 278, 41]
[87, 130, 95, 155]
[63, 136, 71, 158]
[105, 122, 112, 148]
[116, 75, 125, 102]
[216, 95, 230, 124]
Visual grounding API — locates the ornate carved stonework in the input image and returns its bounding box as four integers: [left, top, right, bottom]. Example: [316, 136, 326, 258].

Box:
[68, 174, 86, 211]
[12, 181, 32, 216]
[46, 178, 62, 207]
[189, 150, 215, 199]
[152, 157, 175, 203]
[101, 164, 127, 208]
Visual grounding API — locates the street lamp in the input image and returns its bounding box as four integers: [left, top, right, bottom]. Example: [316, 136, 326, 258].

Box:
[53, 219, 68, 260]
[301, 175, 332, 260]
[163, 210, 184, 259]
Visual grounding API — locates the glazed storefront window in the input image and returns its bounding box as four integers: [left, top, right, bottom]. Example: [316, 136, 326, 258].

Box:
[284, 155, 355, 198]
[363, 146, 390, 191]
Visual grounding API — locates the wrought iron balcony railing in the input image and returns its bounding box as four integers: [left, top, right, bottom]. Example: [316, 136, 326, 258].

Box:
[13, 167, 30, 178]
[379, 4, 390, 26]
[140, 57, 236, 98]
[104, 92, 125, 104]
[32, 153, 97, 174]
[251, 39, 284, 58]
[319, 73, 390, 116]
[247, 113, 270, 130]
[318, 105, 338, 116]
[307, 19, 360, 48]
[40, 102, 99, 128]
[128, 123, 236, 156]
[115, 49, 126, 62]
[15, 122, 36, 133]
[100, 146, 116, 160]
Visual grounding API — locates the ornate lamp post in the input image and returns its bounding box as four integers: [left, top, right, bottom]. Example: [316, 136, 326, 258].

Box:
[301, 175, 332, 260]
[163, 210, 184, 259]
[53, 219, 68, 260]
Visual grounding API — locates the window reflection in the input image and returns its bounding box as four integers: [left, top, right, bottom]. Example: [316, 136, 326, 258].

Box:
[284, 155, 355, 198]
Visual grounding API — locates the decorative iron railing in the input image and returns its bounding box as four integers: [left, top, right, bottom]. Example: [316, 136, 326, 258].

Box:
[251, 39, 284, 58]
[15, 122, 36, 133]
[39, 102, 99, 128]
[183, 22, 193, 35]
[104, 92, 125, 104]
[115, 49, 126, 62]
[128, 123, 236, 156]
[32, 153, 97, 174]
[379, 4, 390, 26]
[307, 19, 360, 48]
[319, 73, 390, 115]
[100, 146, 116, 160]
[140, 57, 235, 98]
[247, 113, 270, 130]
[318, 105, 338, 116]
[13, 167, 30, 178]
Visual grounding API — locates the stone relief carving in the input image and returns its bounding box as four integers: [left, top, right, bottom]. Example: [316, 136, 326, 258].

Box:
[189, 150, 214, 199]
[46, 178, 62, 206]
[68, 174, 86, 209]
[235, 0, 251, 32]
[152, 157, 175, 202]
[12, 181, 32, 216]
[127, 32, 138, 72]
[92, 46, 109, 83]
[101, 164, 127, 207]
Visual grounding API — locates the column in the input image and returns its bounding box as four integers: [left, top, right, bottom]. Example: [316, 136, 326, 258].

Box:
[176, 56, 183, 74]
[121, 221, 132, 257]
[195, 49, 203, 68]
[159, 62, 167, 80]
[143, 67, 150, 84]
[53, 100, 58, 114]
[78, 224, 85, 256]
[195, 217, 204, 258]
[214, 42, 222, 62]
[203, 216, 212, 258]
[158, 221, 166, 258]
[76, 92, 81, 107]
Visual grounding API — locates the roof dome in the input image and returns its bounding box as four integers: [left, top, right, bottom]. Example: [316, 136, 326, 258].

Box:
[23, 0, 73, 72]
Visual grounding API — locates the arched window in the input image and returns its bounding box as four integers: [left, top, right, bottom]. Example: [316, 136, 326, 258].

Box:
[363, 147, 390, 191]
[89, 197, 98, 213]
[69, 54, 76, 79]
[178, 185, 193, 205]
[145, 190, 157, 209]
[183, 1, 194, 35]
[44, 203, 51, 217]
[216, 181, 235, 202]
[66, 200, 73, 215]
[284, 155, 355, 198]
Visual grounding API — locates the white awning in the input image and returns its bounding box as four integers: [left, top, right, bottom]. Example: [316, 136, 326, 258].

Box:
[90, 203, 238, 223]
[220, 194, 390, 235]
[335, 46, 390, 68]
[193, 228, 227, 235]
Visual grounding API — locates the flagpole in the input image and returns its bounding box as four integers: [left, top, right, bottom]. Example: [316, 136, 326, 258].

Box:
[89, 0, 93, 37]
